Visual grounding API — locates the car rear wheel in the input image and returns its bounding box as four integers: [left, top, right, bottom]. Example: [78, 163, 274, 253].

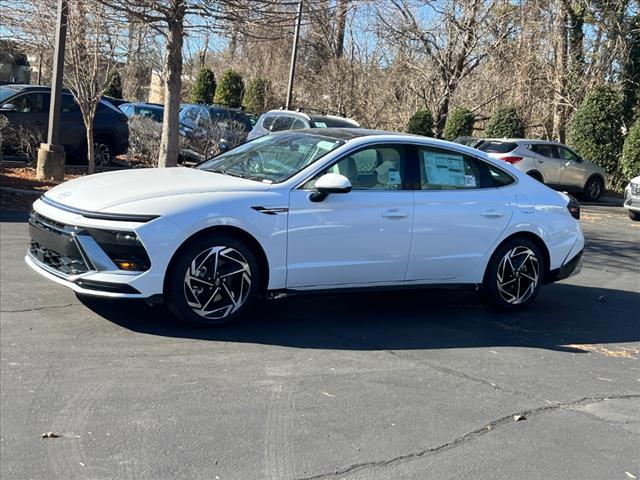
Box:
[165, 235, 261, 327]
[583, 176, 604, 202]
[93, 139, 113, 167]
[483, 238, 544, 311]
[630, 210, 640, 221]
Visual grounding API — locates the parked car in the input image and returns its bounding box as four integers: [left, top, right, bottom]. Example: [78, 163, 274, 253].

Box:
[119, 102, 164, 123]
[178, 103, 256, 163]
[0, 84, 129, 166]
[26, 129, 584, 327]
[624, 175, 640, 221]
[476, 139, 607, 201]
[246, 109, 360, 141]
[453, 136, 484, 148]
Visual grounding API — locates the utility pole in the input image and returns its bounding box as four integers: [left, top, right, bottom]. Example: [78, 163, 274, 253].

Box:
[285, 0, 303, 110]
[36, 0, 67, 181]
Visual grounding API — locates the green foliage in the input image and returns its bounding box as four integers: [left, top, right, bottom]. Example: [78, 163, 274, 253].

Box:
[213, 69, 244, 108]
[443, 107, 474, 141]
[621, 118, 640, 178]
[103, 70, 123, 99]
[484, 106, 525, 138]
[243, 77, 270, 114]
[406, 109, 434, 137]
[567, 85, 625, 175]
[621, 15, 640, 126]
[190, 67, 216, 104]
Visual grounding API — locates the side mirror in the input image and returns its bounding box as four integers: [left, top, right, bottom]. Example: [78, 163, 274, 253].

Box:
[0, 103, 17, 112]
[310, 173, 352, 202]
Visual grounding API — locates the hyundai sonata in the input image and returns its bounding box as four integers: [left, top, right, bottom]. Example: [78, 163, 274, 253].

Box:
[26, 129, 584, 326]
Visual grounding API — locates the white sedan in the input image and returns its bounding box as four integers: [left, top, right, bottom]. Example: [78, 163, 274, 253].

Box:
[26, 130, 584, 326]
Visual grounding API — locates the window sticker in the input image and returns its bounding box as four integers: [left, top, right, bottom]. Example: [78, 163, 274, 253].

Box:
[464, 174, 477, 187]
[388, 167, 401, 185]
[314, 122, 328, 128]
[422, 151, 466, 187]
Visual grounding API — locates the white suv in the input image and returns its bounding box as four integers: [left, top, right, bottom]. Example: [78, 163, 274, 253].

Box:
[477, 139, 607, 201]
[247, 109, 359, 141]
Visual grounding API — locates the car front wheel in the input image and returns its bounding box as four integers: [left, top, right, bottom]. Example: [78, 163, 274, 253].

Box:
[166, 235, 261, 327]
[483, 238, 544, 310]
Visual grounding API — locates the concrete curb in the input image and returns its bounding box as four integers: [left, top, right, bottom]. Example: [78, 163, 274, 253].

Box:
[0, 187, 44, 196]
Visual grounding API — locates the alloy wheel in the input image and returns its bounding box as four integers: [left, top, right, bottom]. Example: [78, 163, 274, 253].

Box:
[496, 246, 540, 304]
[94, 142, 111, 167]
[183, 246, 252, 320]
[588, 179, 601, 200]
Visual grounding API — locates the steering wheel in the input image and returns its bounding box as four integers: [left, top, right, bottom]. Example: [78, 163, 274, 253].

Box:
[246, 151, 264, 174]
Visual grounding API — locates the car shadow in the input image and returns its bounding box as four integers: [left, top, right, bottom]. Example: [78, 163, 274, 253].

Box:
[78, 283, 640, 353]
[0, 210, 29, 223]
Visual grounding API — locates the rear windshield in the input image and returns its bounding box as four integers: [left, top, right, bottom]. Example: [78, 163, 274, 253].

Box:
[310, 117, 355, 128]
[478, 141, 518, 154]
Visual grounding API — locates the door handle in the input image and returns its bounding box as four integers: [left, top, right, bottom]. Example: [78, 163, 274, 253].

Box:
[381, 210, 409, 219]
[481, 209, 505, 218]
[536, 159, 544, 164]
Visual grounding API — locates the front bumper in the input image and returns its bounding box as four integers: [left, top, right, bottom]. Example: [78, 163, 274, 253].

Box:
[546, 249, 583, 283]
[25, 198, 181, 299]
[623, 194, 640, 213]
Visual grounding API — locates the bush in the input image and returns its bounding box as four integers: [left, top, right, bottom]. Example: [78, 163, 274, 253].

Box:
[103, 70, 123, 99]
[191, 67, 216, 104]
[621, 118, 640, 178]
[406, 109, 434, 137]
[243, 77, 270, 114]
[443, 107, 474, 141]
[567, 85, 624, 176]
[127, 116, 162, 166]
[213, 69, 244, 108]
[484, 106, 525, 138]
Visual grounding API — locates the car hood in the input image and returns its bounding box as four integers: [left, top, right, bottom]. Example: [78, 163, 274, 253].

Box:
[45, 167, 270, 211]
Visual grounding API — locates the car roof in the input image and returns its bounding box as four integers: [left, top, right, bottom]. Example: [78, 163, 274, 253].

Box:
[124, 102, 163, 109]
[481, 138, 567, 146]
[275, 128, 397, 141]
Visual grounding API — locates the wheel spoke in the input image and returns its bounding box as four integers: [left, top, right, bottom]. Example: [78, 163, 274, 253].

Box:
[495, 246, 540, 305]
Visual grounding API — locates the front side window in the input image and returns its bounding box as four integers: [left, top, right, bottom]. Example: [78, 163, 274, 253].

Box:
[271, 116, 294, 132]
[11, 92, 49, 113]
[556, 146, 580, 161]
[305, 145, 407, 190]
[198, 132, 343, 183]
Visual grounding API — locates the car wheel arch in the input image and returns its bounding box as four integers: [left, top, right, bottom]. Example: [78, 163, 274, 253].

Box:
[485, 231, 551, 282]
[163, 225, 270, 296]
[526, 170, 544, 182]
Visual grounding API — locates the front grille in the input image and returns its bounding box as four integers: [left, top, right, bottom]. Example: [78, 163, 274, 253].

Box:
[28, 211, 91, 276]
[29, 242, 90, 275]
[632, 183, 640, 196]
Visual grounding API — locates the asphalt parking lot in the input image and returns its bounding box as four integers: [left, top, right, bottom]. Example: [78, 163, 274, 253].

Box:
[1, 205, 639, 480]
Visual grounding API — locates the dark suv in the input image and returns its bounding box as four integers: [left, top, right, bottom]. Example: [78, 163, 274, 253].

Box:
[0, 84, 129, 165]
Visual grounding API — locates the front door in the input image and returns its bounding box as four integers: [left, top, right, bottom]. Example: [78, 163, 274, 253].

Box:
[556, 146, 586, 188]
[286, 144, 414, 288]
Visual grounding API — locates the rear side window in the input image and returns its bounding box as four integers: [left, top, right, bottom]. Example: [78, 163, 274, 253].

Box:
[271, 116, 294, 132]
[262, 115, 276, 130]
[478, 141, 518, 154]
[417, 147, 514, 190]
[530, 144, 557, 157]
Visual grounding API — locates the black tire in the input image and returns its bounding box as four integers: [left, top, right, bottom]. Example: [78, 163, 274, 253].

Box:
[630, 210, 640, 221]
[583, 175, 604, 202]
[482, 238, 545, 311]
[165, 234, 262, 327]
[527, 171, 543, 182]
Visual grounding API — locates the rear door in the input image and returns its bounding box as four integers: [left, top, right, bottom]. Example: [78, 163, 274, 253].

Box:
[529, 143, 564, 184]
[407, 146, 513, 280]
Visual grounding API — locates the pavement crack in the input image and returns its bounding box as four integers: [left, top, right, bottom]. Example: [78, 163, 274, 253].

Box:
[1, 303, 80, 313]
[293, 394, 640, 480]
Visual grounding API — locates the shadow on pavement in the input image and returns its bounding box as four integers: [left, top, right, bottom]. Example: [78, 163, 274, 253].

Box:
[0, 210, 29, 223]
[78, 283, 640, 353]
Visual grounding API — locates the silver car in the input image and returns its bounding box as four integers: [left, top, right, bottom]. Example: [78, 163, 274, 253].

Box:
[624, 175, 640, 221]
[247, 109, 359, 141]
[477, 139, 607, 201]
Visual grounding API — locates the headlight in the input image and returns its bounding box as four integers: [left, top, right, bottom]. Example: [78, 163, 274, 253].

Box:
[87, 229, 151, 271]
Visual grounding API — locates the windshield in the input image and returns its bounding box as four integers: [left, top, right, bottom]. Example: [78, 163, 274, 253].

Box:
[0, 86, 19, 103]
[197, 132, 344, 183]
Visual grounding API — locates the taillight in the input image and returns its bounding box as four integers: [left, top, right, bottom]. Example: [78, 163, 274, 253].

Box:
[567, 195, 580, 220]
[501, 156, 523, 164]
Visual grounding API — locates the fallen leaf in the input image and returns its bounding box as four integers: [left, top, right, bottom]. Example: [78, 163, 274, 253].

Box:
[321, 391, 336, 398]
[41, 432, 60, 438]
[624, 472, 637, 479]
[512, 415, 526, 422]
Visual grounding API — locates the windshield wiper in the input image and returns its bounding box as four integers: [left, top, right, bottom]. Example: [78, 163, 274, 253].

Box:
[208, 169, 244, 178]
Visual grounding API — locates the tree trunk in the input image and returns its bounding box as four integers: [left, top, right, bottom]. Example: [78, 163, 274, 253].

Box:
[85, 122, 95, 174]
[335, 0, 348, 58]
[552, 1, 568, 143]
[158, 12, 184, 168]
